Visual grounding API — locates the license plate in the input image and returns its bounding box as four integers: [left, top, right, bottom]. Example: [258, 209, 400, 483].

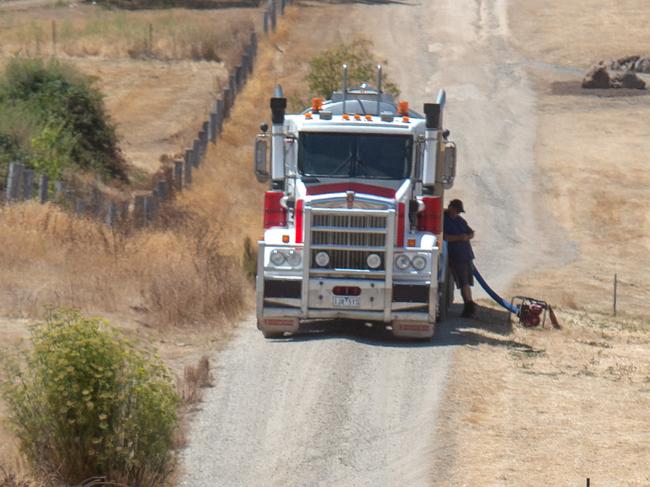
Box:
[333, 296, 360, 307]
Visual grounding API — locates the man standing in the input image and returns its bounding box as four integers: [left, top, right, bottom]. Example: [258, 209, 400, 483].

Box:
[443, 199, 477, 318]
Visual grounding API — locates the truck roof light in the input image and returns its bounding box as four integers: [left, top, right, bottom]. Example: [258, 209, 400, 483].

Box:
[402, 116, 410, 123]
[343, 113, 350, 121]
[354, 114, 362, 121]
[305, 112, 313, 119]
[398, 100, 409, 115]
[365, 114, 373, 121]
[311, 97, 323, 112]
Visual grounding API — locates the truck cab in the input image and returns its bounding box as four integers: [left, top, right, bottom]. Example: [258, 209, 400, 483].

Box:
[254, 67, 457, 339]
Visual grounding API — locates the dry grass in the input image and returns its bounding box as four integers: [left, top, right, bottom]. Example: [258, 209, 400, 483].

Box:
[509, 0, 650, 68]
[0, 203, 247, 325]
[0, 6, 256, 66]
[178, 355, 213, 405]
[436, 307, 650, 486]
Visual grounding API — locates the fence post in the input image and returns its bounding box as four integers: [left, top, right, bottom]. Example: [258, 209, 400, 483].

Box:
[75, 198, 86, 216]
[174, 160, 184, 191]
[156, 180, 169, 201]
[38, 174, 49, 204]
[209, 111, 219, 142]
[22, 169, 35, 200]
[201, 121, 209, 151]
[263, 11, 269, 34]
[106, 202, 118, 227]
[147, 192, 158, 223]
[134, 195, 146, 228]
[184, 149, 193, 186]
[270, 1, 277, 32]
[192, 138, 201, 167]
[613, 273, 618, 316]
[6, 162, 24, 203]
[216, 99, 225, 130]
[222, 88, 231, 117]
[280, 0, 285, 15]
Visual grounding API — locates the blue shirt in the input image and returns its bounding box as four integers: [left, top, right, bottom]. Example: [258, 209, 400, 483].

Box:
[443, 211, 475, 264]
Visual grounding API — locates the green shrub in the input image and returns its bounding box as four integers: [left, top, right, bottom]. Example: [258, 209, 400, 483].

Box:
[0, 58, 127, 182]
[1, 309, 179, 486]
[306, 38, 400, 100]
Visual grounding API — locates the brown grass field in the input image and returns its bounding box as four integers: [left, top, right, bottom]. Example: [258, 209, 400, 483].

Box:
[0, 4, 258, 175]
[436, 1, 650, 485]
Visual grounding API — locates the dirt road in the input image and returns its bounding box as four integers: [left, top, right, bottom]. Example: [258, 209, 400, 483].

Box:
[180, 1, 566, 485]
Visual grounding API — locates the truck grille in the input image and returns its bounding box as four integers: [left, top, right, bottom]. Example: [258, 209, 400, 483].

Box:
[310, 213, 387, 271]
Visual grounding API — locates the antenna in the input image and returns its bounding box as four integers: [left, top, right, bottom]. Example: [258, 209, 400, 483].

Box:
[342, 64, 348, 114]
[376, 64, 383, 116]
[274, 84, 284, 97]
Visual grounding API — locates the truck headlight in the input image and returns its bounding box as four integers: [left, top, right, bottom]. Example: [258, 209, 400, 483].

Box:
[270, 249, 286, 266]
[314, 251, 330, 267]
[367, 253, 382, 269]
[395, 254, 411, 271]
[286, 250, 302, 267]
[412, 255, 427, 271]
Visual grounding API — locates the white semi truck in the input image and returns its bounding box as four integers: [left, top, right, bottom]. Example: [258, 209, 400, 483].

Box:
[254, 66, 457, 339]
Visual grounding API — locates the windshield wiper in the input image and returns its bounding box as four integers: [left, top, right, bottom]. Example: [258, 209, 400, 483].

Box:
[302, 177, 320, 183]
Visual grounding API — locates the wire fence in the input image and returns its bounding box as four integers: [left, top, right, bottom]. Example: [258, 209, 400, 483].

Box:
[0, 0, 293, 228]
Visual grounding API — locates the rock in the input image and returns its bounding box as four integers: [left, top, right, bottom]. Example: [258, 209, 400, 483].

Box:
[612, 71, 646, 89]
[582, 65, 611, 89]
[635, 57, 650, 74]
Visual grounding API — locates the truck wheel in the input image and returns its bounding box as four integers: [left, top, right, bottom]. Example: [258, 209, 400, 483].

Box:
[438, 263, 453, 322]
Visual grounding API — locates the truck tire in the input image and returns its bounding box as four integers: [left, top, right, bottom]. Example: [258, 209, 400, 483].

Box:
[438, 259, 453, 322]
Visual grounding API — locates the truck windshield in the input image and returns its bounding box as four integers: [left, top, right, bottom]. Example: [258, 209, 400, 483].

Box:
[298, 133, 413, 180]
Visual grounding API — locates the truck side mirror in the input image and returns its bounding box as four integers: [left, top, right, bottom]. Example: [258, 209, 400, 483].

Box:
[442, 141, 456, 189]
[254, 136, 270, 183]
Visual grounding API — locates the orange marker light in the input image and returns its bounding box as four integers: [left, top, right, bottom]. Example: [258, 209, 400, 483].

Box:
[398, 100, 409, 116]
[311, 97, 323, 112]
[402, 116, 410, 123]
[282, 235, 290, 243]
[305, 112, 313, 119]
[343, 113, 350, 121]
[365, 114, 373, 121]
[407, 238, 416, 247]
[354, 114, 362, 121]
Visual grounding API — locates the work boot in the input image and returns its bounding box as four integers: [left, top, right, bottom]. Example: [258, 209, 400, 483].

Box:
[461, 301, 477, 318]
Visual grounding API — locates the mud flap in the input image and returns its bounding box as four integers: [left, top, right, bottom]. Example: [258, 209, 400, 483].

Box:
[258, 317, 300, 336]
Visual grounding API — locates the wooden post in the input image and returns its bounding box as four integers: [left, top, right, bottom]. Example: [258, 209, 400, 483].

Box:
[613, 273, 618, 316]
[134, 195, 146, 228]
[216, 99, 225, 131]
[147, 192, 158, 223]
[201, 121, 209, 150]
[148, 23, 154, 52]
[174, 160, 183, 191]
[209, 111, 218, 142]
[156, 180, 169, 201]
[22, 169, 35, 200]
[222, 88, 230, 117]
[6, 162, 23, 203]
[263, 11, 270, 34]
[51, 20, 57, 55]
[184, 149, 193, 186]
[106, 202, 118, 227]
[270, 2, 277, 32]
[192, 138, 201, 167]
[38, 174, 49, 204]
[75, 198, 86, 216]
[280, 0, 285, 15]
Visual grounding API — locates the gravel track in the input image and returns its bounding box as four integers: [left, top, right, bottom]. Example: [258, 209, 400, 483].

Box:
[180, 1, 565, 485]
